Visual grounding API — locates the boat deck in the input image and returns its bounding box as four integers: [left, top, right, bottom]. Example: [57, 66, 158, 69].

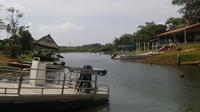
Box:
[0, 82, 109, 103]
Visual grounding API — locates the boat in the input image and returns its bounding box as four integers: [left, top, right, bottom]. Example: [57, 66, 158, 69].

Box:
[6, 61, 31, 68]
[0, 57, 109, 111]
[112, 54, 149, 60]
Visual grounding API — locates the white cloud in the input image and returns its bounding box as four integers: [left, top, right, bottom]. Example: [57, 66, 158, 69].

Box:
[28, 22, 85, 43]
[36, 22, 84, 33]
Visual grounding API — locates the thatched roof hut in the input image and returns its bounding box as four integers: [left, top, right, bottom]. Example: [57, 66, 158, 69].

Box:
[33, 34, 61, 61]
[33, 34, 58, 50]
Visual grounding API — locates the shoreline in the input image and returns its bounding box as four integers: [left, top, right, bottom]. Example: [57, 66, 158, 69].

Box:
[138, 56, 200, 66]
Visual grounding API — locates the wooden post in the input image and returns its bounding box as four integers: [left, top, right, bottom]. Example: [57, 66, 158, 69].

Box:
[184, 30, 187, 43]
[144, 42, 146, 52]
[148, 42, 150, 53]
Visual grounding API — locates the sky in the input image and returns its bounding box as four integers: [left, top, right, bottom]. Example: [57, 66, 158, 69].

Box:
[0, 0, 180, 46]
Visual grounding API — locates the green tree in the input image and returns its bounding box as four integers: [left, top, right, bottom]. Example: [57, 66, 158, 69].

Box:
[113, 22, 166, 48]
[165, 17, 185, 30]
[172, 0, 200, 24]
[113, 34, 134, 46]
[135, 22, 166, 41]
[5, 7, 24, 57]
[18, 26, 34, 52]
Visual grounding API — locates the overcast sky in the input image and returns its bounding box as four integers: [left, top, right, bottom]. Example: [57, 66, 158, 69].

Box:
[0, 0, 180, 46]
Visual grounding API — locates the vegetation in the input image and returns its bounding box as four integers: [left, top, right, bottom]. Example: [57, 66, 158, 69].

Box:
[140, 43, 200, 65]
[165, 17, 185, 30]
[0, 7, 34, 58]
[60, 43, 116, 54]
[0, 0, 200, 64]
[172, 0, 200, 24]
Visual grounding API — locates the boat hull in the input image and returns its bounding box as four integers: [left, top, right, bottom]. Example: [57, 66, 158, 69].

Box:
[0, 95, 109, 111]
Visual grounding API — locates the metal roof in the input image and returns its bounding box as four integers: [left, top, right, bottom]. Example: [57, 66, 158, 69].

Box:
[156, 23, 200, 37]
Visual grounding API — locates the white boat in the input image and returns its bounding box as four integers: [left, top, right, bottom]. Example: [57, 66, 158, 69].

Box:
[112, 54, 149, 59]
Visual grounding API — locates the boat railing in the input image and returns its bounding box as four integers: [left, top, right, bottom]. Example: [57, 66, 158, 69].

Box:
[0, 67, 109, 96]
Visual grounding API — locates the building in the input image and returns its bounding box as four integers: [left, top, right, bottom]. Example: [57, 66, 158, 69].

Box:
[155, 23, 200, 44]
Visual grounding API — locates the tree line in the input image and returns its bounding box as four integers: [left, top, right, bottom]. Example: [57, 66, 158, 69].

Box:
[1, 0, 200, 55]
[113, 0, 200, 48]
[61, 0, 200, 54]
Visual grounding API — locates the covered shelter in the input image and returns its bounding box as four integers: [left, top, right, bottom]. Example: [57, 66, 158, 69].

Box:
[33, 34, 58, 50]
[118, 45, 136, 52]
[155, 23, 200, 43]
[33, 34, 62, 61]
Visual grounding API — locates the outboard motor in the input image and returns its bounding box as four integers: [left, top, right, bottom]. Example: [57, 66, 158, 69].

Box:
[76, 65, 93, 93]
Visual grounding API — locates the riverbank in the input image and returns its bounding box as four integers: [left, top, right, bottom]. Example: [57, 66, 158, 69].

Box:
[139, 43, 200, 65]
[0, 54, 17, 62]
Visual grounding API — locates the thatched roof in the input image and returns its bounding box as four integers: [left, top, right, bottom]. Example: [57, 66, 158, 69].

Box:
[34, 34, 58, 49]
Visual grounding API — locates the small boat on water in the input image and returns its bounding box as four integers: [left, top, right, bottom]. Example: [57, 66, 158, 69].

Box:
[111, 54, 149, 60]
[6, 61, 31, 68]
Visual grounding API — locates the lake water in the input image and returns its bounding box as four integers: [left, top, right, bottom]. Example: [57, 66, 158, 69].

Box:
[62, 53, 200, 112]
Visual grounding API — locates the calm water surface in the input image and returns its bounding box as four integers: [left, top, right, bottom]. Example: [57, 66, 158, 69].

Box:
[62, 53, 200, 112]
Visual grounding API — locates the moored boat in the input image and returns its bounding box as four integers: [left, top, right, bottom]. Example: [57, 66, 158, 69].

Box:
[0, 57, 109, 111]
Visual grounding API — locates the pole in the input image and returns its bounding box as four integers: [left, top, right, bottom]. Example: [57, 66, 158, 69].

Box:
[139, 42, 140, 53]
[173, 34, 176, 42]
[184, 30, 187, 43]
[94, 73, 98, 94]
[136, 43, 138, 54]
[61, 72, 67, 95]
[144, 42, 146, 52]
[17, 73, 23, 96]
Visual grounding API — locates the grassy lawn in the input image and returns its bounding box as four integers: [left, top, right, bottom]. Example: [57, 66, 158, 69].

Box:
[140, 42, 200, 65]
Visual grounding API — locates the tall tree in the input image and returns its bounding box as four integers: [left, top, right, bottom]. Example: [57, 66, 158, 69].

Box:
[135, 22, 166, 41]
[18, 26, 34, 52]
[0, 5, 4, 31]
[172, 0, 200, 24]
[0, 19, 4, 31]
[165, 17, 185, 30]
[113, 34, 134, 46]
[6, 7, 23, 36]
[5, 7, 23, 57]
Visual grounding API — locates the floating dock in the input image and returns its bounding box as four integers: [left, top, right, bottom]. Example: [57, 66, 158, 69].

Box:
[0, 60, 109, 111]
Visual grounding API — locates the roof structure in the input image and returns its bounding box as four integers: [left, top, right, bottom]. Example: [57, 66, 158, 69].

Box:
[118, 45, 136, 48]
[156, 23, 200, 37]
[34, 34, 58, 49]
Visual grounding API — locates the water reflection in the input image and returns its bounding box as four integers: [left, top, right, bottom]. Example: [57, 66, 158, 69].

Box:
[63, 53, 200, 112]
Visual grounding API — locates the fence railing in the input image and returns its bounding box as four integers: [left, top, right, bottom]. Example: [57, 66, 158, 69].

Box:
[0, 67, 109, 96]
